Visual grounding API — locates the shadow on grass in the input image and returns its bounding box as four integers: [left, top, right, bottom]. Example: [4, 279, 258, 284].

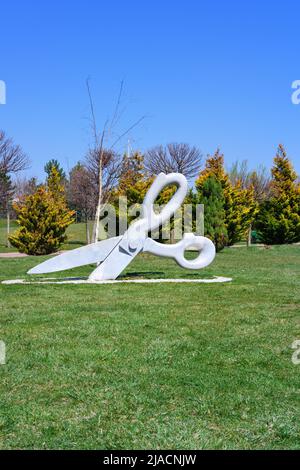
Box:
[65, 240, 86, 246]
[119, 271, 165, 279]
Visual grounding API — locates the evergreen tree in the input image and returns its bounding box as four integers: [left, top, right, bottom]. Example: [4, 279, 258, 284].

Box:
[0, 170, 14, 212]
[256, 145, 300, 244]
[196, 149, 257, 245]
[44, 159, 66, 181]
[114, 151, 188, 241]
[9, 167, 74, 255]
[112, 152, 152, 234]
[197, 176, 228, 251]
[117, 151, 151, 204]
[47, 165, 67, 204]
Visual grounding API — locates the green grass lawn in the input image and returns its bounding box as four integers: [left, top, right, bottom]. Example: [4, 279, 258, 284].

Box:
[0, 219, 18, 252]
[0, 245, 299, 449]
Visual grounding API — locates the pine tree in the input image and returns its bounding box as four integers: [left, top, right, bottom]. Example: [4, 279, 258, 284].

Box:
[196, 149, 228, 188]
[9, 167, 74, 255]
[44, 159, 66, 181]
[196, 149, 257, 245]
[47, 165, 67, 205]
[256, 145, 300, 244]
[117, 151, 151, 204]
[226, 181, 257, 245]
[197, 176, 228, 251]
[0, 170, 14, 211]
[114, 151, 189, 241]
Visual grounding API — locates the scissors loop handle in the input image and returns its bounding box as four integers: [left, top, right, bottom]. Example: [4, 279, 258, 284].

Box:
[144, 233, 216, 270]
[142, 172, 188, 232]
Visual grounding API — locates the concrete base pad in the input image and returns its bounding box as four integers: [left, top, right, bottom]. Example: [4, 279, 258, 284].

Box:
[2, 276, 232, 285]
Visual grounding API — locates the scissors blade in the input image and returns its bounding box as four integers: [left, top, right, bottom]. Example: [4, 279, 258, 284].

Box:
[27, 236, 121, 274]
[88, 236, 144, 281]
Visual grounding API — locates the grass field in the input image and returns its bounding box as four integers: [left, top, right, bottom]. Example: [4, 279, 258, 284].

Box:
[0, 244, 299, 449]
[0, 219, 18, 252]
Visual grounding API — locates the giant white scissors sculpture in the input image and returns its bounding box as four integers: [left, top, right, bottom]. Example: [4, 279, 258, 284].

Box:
[28, 173, 216, 281]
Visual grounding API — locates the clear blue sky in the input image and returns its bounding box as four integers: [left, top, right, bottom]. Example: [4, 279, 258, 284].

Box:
[1, 0, 300, 180]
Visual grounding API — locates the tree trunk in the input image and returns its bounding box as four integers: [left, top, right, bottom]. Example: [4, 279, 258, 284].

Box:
[6, 206, 11, 248]
[92, 200, 101, 243]
[86, 216, 90, 245]
[247, 224, 252, 247]
[92, 159, 102, 243]
[170, 227, 175, 244]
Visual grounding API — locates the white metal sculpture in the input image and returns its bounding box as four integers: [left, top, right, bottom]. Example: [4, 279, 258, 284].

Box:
[28, 173, 216, 281]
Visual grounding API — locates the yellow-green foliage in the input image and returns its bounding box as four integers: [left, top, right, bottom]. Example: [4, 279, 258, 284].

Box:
[117, 152, 152, 203]
[111, 152, 153, 233]
[196, 149, 258, 245]
[9, 167, 74, 255]
[256, 145, 300, 244]
[113, 152, 190, 240]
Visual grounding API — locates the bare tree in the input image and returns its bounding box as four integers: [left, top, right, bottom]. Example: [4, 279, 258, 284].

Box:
[0, 130, 29, 174]
[228, 160, 250, 188]
[144, 143, 202, 179]
[248, 167, 271, 203]
[0, 130, 30, 246]
[69, 163, 96, 244]
[228, 160, 271, 202]
[14, 176, 39, 200]
[85, 79, 145, 243]
[86, 148, 121, 205]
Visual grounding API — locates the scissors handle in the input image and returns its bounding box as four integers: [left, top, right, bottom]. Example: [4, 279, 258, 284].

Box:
[142, 172, 188, 232]
[143, 233, 216, 270]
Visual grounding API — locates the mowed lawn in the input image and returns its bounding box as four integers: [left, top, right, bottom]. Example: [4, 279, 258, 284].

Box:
[0, 219, 18, 252]
[0, 245, 299, 449]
